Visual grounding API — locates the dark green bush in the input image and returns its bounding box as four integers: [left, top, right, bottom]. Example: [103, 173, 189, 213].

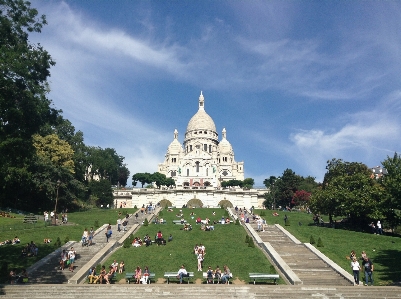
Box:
[143, 218, 149, 226]
[64, 236, 70, 244]
[235, 218, 240, 225]
[310, 235, 316, 244]
[317, 237, 324, 247]
[54, 237, 62, 248]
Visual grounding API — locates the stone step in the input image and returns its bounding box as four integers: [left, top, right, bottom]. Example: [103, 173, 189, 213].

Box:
[1, 285, 400, 299]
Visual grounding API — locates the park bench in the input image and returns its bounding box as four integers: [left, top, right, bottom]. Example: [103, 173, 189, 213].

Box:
[23, 214, 37, 223]
[172, 220, 187, 224]
[164, 272, 194, 284]
[202, 272, 221, 284]
[152, 219, 166, 224]
[125, 272, 155, 284]
[248, 273, 279, 284]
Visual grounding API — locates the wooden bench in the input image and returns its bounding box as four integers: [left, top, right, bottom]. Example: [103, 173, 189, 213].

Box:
[249, 273, 279, 284]
[202, 272, 221, 284]
[125, 272, 155, 284]
[172, 220, 187, 224]
[164, 272, 194, 284]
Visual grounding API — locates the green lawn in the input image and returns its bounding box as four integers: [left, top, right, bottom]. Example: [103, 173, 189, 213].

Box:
[0, 208, 135, 282]
[254, 209, 401, 286]
[104, 208, 278, 283]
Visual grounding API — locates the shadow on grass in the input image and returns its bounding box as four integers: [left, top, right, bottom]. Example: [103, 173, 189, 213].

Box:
[373, 249, 401, 285]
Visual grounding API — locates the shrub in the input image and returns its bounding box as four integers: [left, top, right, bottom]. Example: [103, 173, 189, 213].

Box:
[143, 218, 149, 226]
[134, 205, 137, 209]
[317, 237, 324, 247]
[235, 219, 240, 225]
[54, 237, 62, 248]
[285, 219, 290, 226]
[310, 235, 316, 244]
[94, 220, 99, 228]
[0, 262, 8, 283]
[123, 235, 134, 248]
[64, 236, 70, 244]
[245, 235, 250, 243]
[248, 238, 255, 247]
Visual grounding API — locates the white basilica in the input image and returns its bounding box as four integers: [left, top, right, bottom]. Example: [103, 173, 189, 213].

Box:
[158, 92, 244, 188]
[114, 92, 265, 209]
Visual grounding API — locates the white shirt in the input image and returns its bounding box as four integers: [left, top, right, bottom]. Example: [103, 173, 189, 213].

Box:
[177, 268, 187, 275]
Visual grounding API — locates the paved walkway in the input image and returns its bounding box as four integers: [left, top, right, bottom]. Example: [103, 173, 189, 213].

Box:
[27, 208, 158, 284]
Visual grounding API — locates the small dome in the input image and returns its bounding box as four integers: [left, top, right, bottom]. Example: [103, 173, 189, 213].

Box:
[218, 138, 233, 155]
[168, 129, 183, 154]
[168, 138, 182, 154]
[218, 128, 233, 154]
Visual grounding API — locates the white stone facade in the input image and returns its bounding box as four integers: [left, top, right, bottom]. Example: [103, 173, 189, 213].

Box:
[114, 188, 267, 209]
[157, 92, 244, 188]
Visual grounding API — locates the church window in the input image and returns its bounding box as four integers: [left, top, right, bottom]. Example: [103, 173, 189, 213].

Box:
[204, 144, 207, 151]
[172, 158, 176, 163]
[187, 169, 189, 176]
[222, 170, 228, 176]
[196, 144, 200, 149]
[209, 145, 212, 153]
[195, 161, 200, 172]
[171, 171, 176, 177]
[206, 168, 208, 176]
[190, 145, 192, 151]
[240, 167, 242, 170]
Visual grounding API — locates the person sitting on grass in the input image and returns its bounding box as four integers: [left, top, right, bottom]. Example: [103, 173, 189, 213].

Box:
[111, 260, 118, 272]
[87, 267, 98, 284]
[177, 264, 189, 284]
[107, 266, 115, 283]
[16, 269, 28, 284]
[99, 266, 108, 284]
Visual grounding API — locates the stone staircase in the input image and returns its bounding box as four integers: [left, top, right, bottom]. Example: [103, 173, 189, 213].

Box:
[253, 223, 351, 286]
[1, 284, 400, 299]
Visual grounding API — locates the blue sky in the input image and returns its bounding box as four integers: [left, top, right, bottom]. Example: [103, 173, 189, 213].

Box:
[30, 1, 401, 185]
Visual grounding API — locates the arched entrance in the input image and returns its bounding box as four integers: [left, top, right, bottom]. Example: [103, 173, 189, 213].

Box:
[218, 199, 233, 209]
[187, 198, 204, 208]
[158, 199, 173, 208]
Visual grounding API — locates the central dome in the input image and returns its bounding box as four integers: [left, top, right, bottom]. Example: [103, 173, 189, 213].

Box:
[186, 92, 216, 133]
[187, 110, 216, 132]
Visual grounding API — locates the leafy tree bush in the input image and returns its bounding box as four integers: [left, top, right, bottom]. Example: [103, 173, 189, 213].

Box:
[317, 237, 324, 247]
[123, 234, 134, 248]
[143, 218, 149, 226]
[64, 236, 70, 244]
[310, 235, 316, 244]
[54, 237, 62, 248]
[235, 218, 240, 225]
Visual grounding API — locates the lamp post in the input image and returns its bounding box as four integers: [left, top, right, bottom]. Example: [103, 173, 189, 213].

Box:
[54, 180, 60, 225]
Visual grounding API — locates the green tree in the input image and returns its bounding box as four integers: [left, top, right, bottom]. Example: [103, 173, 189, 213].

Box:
[243, 178, 255, 189]
[151, 172, 167, 188]
[88, 179, 113, 207]
[132, 172, 152, 188]
[380, 153, 401, 231]
[0, 0, 58, 208]
[117, 165, 130, 187]
[310, 158, 383, 225]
